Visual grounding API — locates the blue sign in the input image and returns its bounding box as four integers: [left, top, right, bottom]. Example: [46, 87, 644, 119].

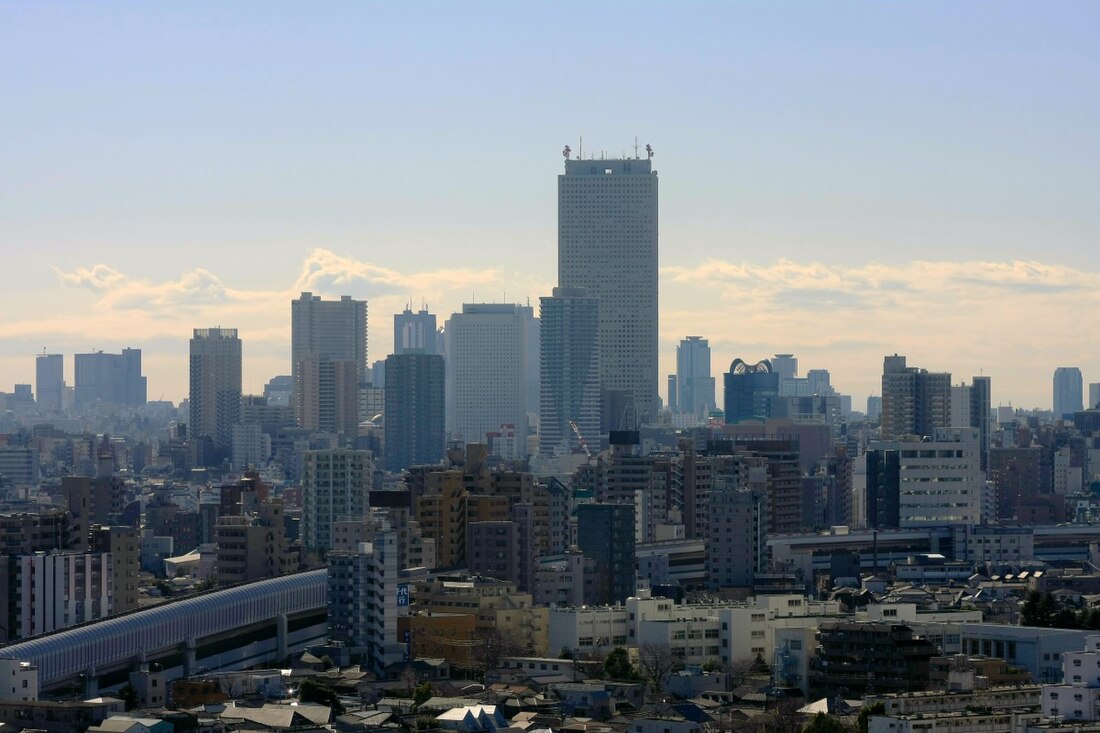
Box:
[396, 584, 410, 607]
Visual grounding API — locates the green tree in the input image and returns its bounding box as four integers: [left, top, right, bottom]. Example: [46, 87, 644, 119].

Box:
[559, 647, 575, 659]
[603, 647, 638, 681]
[413, 681, 433, 706]
[299, 679, 345, 714]
[803, 712, 852, 733]
[857, 703, 885, 733]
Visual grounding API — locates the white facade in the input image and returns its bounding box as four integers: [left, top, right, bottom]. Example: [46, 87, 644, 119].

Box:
[869, 427, 985, 526]
[1042, 636, 1100, 722]
[559, 157, 658, 427]
[301, 449, 373, 551]
[0, 659, 38, 702]
[17, 552, 113, 639]
[447, 303, 528, 446]
[548, 606, 630, 658]
[548, 592, 842, 670]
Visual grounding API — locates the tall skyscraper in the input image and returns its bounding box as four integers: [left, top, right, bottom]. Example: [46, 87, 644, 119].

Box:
[880, 354, 951, 439]
[558, 154, 658, 429]
[1090, 383, 1100, 410]
[34, 353, 64, 413]
[74, 348, 146, 408]
[1054, 367, 1084, 419]
[189, 328, 242, 460]
[675, 336, 716, 418]
[446, 303, 528, 447]
[539, 287, 600, 456]
[384, 351, 445, 472]
[292, 292, 368, 379]
[291, 292, 368, 432]
[394, 306, 438, 355]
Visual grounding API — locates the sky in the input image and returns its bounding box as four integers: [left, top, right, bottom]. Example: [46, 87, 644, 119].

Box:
[1, 1, 1098, 410]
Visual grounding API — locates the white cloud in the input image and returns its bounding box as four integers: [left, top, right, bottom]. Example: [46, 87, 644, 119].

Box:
[11, 252, 1097, 408]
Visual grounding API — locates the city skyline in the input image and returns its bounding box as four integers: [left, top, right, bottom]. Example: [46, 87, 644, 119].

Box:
[2, 2, 1098, 409]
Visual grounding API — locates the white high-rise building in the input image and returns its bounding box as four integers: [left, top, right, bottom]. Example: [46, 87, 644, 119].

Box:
[189, 328, 242, 459]
[539, 287, 600, 456]
[446, 303, 527, 447]
[675, 336, 715, 418]
[558, 154, 658, 429]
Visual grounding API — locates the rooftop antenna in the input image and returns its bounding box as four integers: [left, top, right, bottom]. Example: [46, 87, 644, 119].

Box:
[633, 136, 640, 159]
[646, 143, 654, 159]
[579, 136, 583, 160]
[563, 144, 571, 160]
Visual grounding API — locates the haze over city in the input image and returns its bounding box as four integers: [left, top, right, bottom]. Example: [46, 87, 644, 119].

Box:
[3, 1, 1099, 407]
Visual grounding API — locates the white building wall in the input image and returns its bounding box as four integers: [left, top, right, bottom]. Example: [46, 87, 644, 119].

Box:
[0, 659, 38, 702]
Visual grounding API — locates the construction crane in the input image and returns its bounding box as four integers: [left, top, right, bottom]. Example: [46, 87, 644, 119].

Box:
[567, 419, 593, 460]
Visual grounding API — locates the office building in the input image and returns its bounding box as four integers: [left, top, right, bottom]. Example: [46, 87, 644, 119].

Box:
[446, 303, 527, 446]
[723, 358, 779, 424]
[558, 154, 658, 428]
[394, 305, 438, 355]
[301, 449, 373, 551]
[1089, 383, 1100, 410]
[189, 329, 242, 461]
[577, 502, 635, 605]
[866, 427, 984, 527]
[676, 337, 716, 418]
[1054, 367, 1084, 419]
[384, 351, 445, 472]
[74, 349, 146, 408]
[539, 287, 600, 456]
[34, 353, 64, 413]
[880, 355, 951, 439]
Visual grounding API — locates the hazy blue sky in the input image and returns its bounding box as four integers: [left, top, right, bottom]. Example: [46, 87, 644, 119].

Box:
[2, 1, 1098, 408]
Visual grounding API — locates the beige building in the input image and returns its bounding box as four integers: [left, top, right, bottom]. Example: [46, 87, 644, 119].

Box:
[214, 500, 298, 585]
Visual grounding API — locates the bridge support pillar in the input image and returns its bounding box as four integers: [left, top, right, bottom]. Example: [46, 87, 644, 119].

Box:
[277, 613, 288, 661]
[183, 638, 197, 677]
